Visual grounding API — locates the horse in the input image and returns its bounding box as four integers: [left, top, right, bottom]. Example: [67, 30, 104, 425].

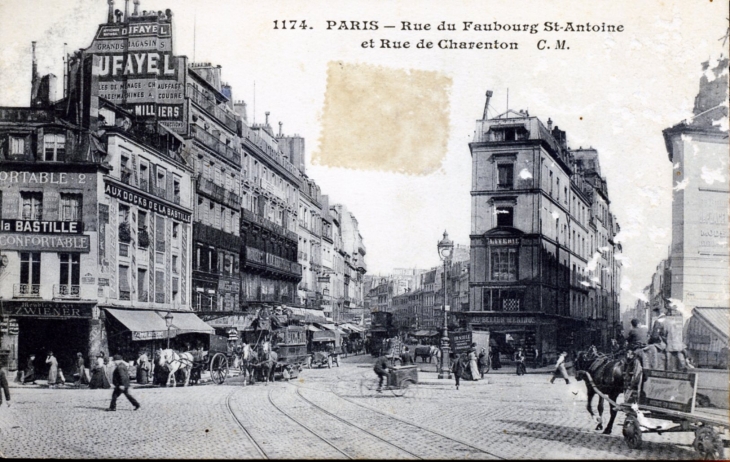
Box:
[574, 348, 642, 435]
[414, 345, 441, 363]
[157, 349, 194, 387]
[239, 343, 256, 385]
[254, 343, 278, 385]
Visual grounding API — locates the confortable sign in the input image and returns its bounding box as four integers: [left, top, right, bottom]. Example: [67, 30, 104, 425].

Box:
[104, 180, 192, 223]
[0, 234, 90, 252]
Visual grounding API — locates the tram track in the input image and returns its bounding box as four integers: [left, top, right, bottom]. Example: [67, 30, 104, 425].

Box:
[322, 370, 507, 460]
[224, 387, 269, 459]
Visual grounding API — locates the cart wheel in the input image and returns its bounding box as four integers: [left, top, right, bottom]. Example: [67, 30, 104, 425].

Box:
[622, 416, 643, 450]
[210, 353, 229, 385]
[392, 379, 416, 398]
[694, 427, 725, 460]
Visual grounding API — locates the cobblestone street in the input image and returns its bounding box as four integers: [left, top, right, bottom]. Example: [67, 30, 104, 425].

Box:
[0, 356, 712, 459]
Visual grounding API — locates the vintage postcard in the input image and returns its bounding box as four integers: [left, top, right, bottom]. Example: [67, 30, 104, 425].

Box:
[0, 0, 728, 459]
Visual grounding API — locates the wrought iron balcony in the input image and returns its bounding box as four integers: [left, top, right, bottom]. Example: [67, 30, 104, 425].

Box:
[187, 84, 238, 133]
[53, 284, 80, 299]
[13, 284, 40, 298]
[190, 124, 241, 166]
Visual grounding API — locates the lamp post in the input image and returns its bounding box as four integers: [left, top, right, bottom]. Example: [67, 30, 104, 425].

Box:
[437, 230, 453, 379]
[165, 311, 174, 349]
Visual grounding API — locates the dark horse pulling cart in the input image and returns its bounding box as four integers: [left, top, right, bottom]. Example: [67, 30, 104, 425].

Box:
[188, 334, 231, 385]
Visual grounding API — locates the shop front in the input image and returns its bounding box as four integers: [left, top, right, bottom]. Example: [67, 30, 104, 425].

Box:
[1, 300, 96, 378]
[102, 308, 214, 360]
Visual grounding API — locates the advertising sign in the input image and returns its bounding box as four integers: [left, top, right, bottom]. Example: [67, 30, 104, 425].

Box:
[639, 369, 698, 413]
[104, 180, 192, 223]
[449, 331, 473, 353]
[2, 301, 94, 319]
[86, 18, 187, 133]
[0, 234, 90, 252]
[0, 219, 83, 234]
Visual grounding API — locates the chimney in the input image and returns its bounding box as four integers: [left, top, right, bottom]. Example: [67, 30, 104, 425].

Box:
[107, 0, 115, 23]
[133, 0, 140, 16]
[278, 121, 283, 137]
[547, 118, 553, 130]
[234, 100, 248, 123]
[30, 42, 40, 106]
[482, 90, 493, 120]
[265, 111, 270, 126]
[124, 0, 129, 20]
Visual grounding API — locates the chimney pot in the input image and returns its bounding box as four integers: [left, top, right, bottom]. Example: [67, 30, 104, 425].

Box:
[107, 0, 115, 23]
[547, 117, 553, 130]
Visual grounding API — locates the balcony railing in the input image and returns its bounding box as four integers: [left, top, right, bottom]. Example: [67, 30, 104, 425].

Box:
[245, 246, 302, 277]
[241, 208, 297, 241]
[13, 284, 40, 298]
[190, 124, 241, 166]
[187, 84, 238, 133]
[54, 284, 80, 299]
[197, 174, 241, 210]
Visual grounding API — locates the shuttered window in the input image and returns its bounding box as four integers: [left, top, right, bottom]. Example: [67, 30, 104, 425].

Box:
[155, 215, 165, 252]
[155, 270, 165, 303]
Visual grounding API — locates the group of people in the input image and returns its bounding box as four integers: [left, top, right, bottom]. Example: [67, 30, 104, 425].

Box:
[451, 343, 488, 390]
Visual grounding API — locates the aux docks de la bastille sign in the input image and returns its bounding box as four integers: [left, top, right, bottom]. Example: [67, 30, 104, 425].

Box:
[84, 18, 187, 133]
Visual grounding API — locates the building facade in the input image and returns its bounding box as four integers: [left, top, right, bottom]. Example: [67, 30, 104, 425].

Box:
[463, 101, 622, 363]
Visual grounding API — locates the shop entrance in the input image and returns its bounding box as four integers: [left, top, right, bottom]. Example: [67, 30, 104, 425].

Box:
[17, 318, 89, 379]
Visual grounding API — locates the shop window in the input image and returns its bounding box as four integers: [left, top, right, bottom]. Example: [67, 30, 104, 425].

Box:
[44, 133, 66, 161]
[138, 269, 148, 302]
[19, 252, 41, 296]
[60, 193, 82, 222]
[119, 265, 131, 300]
[491, 247, 517, 281]
[497, 164, 514, 189]
[21, 192, 43, 220]
[496, 206, 513, 227]
[59, 253, 80, 296]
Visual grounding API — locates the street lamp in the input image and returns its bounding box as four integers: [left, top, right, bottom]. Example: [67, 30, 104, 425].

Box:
[437, 230, 454, 379]
[164, 311, 174, 349]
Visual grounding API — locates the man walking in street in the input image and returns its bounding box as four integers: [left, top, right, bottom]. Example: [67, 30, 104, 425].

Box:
[515, 347, 526, 376]
[107, 355, 140, 412]
[550, 351, 570, 384]
[373, 354, 390, 393]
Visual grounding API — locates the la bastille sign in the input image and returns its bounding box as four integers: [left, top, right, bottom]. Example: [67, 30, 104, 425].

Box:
[2, 301, 94, 319]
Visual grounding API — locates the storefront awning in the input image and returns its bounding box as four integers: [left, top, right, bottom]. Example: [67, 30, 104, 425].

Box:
[307, 325, 321, 332]
[413, 329, 439, 337]
[170, 312, 215, 335]
[206, 314, 257, 331]
[105, 308, 171, 342]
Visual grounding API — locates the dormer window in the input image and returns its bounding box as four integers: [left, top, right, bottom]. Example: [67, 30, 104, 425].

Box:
[44, 133, 66, 161]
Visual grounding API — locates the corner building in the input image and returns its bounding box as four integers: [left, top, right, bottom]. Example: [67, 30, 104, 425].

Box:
[463, 101, 621, 363]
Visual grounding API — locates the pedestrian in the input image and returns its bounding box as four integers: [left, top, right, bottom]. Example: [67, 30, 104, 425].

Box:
[401, 346, 414, 366]
[467, 343, 480, 381]
[626, 318, 642, 351]
[23, 354, 36, 385]
[45, 351, 59, 389]
[341, 339, 348, 359]
[478, 348, 489, 378]
[533, 347, 540, 369]
[515, 347, 526, 376]
[0, 362, 10, 408]
[74, 352, 88, 388]
[136, 351, 150, 385]
[104, 354, 116, 385]
[89, 353, 110, 389]
[107, 354, 140, 412]
[491, 346, 501, 370]
[451, 353, 464, 390]
[550, 351, 570, 384]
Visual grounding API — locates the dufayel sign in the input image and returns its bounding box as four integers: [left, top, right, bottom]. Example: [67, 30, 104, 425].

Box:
[85, 16, 187, 133]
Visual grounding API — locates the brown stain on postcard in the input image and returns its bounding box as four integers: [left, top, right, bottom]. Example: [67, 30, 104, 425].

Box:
[314, 62, 452, 175]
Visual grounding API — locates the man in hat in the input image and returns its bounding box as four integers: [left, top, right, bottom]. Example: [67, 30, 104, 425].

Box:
[107, 354, 140, 412]
[645, 305, 668, 369]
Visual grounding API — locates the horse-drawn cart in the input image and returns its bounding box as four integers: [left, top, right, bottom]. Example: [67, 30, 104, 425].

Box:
[189, 334, 231, 385]
[310, 350, 339, 368]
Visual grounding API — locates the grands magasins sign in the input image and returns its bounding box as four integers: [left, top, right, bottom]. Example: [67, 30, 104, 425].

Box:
[85, 14, 187, 133]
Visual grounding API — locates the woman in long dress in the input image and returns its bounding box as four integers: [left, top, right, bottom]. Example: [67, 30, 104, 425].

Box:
[467, 344, 480, 381]
[136, 351, 150, 385]
[45, 351, 58, 388]
[104, 356, 116, 385]
[89, 354, 110, 389]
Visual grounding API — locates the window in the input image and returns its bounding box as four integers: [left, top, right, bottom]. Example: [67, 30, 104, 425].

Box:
[21, 192, 43, 220]
[491, 247, 517, 281]
[138, 211, 149, 248]
[138, 269, 148, 302]
[120, 155, 131, 184]
[173, 175, 181, 204]
[19, 252, 41, 295]
[155, 215, 165, 253]
[155, 270, 165, 303]
[44, 133, 66, 161]
[119, 265, 131, 300]
[496, 206, 513, 227]
[549, 171, 553, 195]
[10, 136, 25, 155]
[118, 204, 129, 223]
[156, 167, 167, 197]
[172, 255, 179, 274]
[211, 202, 217, 228]
[172, 222, 179, 241]
[497, 164, 514, 189]
[59, 253, 80, 289]
[139, 160, 150, 191]
[60, 193, 82, 222]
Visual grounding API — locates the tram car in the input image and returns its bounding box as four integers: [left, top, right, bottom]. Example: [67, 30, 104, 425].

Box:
[369, 311, 398, 357]
[271, 325, 308, 379]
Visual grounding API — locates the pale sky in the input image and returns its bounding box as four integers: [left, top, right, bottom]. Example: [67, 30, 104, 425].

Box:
[0, 0, 727, 311]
